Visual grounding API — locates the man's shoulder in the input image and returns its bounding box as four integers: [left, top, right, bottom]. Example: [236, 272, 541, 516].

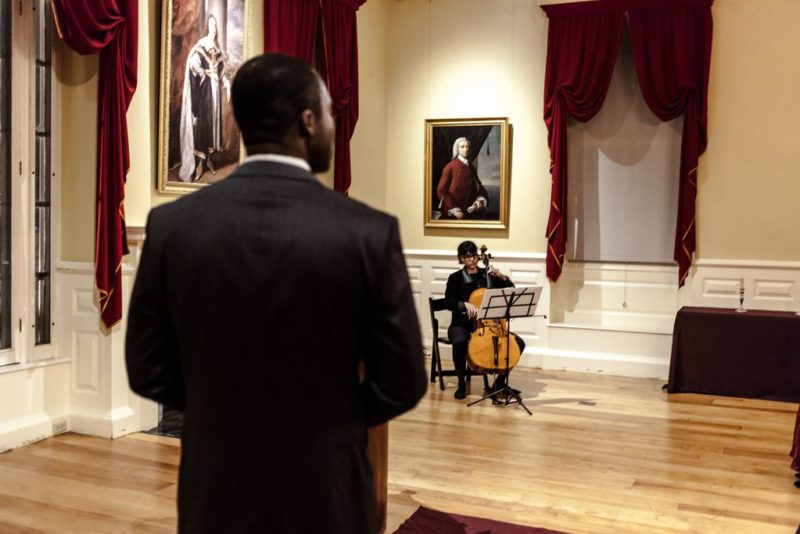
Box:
[443, 159, 459, 169]
[316, 187, 397, 226]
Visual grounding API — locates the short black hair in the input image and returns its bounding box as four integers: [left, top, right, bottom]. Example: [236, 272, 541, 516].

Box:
[457, 241, 478, 261]
[232, 53, 322, 146]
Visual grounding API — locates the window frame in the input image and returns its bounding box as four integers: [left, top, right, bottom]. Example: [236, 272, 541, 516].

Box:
[0, 0, 60, 368]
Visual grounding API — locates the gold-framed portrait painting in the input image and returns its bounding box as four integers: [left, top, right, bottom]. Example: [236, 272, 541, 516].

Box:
[158, 0, 247, 194]
[424, 117, 511, 229]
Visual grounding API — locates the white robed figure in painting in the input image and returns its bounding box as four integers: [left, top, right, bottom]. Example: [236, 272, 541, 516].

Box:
[178, 14, 232, 182]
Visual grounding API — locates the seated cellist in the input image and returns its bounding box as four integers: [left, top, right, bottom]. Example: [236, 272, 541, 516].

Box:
[443, 240, 525, 400]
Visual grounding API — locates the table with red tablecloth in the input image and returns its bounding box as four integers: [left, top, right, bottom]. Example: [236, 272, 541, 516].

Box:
[667, 306, 800, 402]
[791, 407, 800, 472]
[666, 306, 800, 475]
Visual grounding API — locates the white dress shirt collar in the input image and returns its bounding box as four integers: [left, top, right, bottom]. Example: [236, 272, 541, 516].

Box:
[243, 153, 312, 173]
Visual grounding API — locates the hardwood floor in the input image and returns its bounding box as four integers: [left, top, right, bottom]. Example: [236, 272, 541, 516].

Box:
[0, 366, 798, 533]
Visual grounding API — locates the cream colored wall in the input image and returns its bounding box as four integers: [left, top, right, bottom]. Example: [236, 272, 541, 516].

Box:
[384, 0, 552, 253]
[59, 0, 800, 263]
[59, 0, 265, 259]
[125, 0, 160, 228]
[57, 0, 160, 261]
[61, 0, 386, 236]
[383, 0, 800, 260]
[349, 0, 389, 209]
[56, 40, 97, 263]
[698, 0, 800, 260]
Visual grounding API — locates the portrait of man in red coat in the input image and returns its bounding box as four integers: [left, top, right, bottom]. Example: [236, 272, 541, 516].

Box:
[436, 137, 489, 220]
[425, 118, 509, 229]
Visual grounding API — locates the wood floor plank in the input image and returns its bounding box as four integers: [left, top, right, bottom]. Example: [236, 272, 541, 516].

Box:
[0, 366, 798, 533]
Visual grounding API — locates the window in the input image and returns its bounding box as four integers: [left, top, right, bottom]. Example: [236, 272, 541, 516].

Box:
[0, 0, 56, 367]
[35, 0, 52, 345]
[566, 30, 681, 264]
[0, 0, 12, 357]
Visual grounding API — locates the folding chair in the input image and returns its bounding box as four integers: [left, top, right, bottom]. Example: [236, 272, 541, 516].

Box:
[428, 297, 489, 392]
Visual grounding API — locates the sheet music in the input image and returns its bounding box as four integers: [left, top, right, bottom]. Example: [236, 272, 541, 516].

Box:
[477, 286, 542, 320]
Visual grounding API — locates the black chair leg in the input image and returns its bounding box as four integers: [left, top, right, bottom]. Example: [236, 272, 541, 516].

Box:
[436, 346, 446, 391]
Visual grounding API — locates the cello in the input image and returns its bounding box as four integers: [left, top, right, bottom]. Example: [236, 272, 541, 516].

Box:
[466, 246, 521, 374]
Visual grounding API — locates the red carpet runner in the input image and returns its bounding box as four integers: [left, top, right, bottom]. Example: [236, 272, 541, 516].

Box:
[394, 506, 568, 534]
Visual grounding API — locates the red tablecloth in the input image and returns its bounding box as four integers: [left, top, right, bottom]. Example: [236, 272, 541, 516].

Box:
[667, 307, 800, 402]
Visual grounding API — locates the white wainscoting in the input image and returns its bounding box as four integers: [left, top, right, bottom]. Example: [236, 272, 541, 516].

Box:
[687, 259, 800, 313]
[25, 245, 796, 450]
[409, 252, 800, 381]
[54, 229, 158, 439]
[545, 261, 679, 379]
[0, 360, 70, 452]
[407, 251, 676, 380]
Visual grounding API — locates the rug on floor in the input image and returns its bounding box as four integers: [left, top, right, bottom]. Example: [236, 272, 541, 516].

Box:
[393, 506, 568, 534]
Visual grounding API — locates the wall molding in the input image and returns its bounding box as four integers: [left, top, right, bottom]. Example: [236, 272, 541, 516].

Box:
[695, 258, 800, 270]
[408, 251, 800, 381]
[0, 357, 71, 376]
[687, 259, 800, 313]
[405, 249, 547, 261]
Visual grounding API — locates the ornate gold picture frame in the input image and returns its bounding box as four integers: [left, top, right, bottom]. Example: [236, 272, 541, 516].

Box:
[157, 0, 248, 194]
[424, 117, 511, 229]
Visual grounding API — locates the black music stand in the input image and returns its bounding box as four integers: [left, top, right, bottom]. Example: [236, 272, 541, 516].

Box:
[467, 286, 541, 415]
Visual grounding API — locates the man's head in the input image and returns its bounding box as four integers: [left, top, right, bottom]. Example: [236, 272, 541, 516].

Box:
[457, 240, 478, 264]
[452, 137, 470, 160]
[232, 53, 335, 173]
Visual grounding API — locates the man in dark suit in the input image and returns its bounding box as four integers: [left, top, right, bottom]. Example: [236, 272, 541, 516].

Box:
[125, 53, 427, 534]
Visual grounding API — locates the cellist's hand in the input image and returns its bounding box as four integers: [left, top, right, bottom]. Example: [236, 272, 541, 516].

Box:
[488, 268, 509, 282]
[464, 302, 478, 319]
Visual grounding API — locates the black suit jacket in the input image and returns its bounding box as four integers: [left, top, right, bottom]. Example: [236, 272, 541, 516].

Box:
[125, 161, 427, 534]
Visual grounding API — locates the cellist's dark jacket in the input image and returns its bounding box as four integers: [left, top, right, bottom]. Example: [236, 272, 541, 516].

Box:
[443, 267, 514, 329]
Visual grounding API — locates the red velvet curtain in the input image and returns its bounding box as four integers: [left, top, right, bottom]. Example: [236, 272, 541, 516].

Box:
[541, 6, 625, 282]
[263, 0, 318, 65]
[263, 0, 365, 195]
[628, 0, 713, 285]
[542, 0, 713, 286]
[322, 0, 364, 194]
[52, 0, 137, 329]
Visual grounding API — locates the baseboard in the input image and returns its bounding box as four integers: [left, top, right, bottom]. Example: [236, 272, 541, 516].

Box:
[522, 348, 669, 380]
[69, 406, 138, 439]
[0, 413, 69, 453]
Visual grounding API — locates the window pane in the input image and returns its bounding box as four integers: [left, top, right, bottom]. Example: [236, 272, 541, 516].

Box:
[35, 275, 50, 345]
[36, 135, 50, 203]
[35, 64, 50, 134]
[0, 0, 11, 351]
[35, 206, 49, 274]
[35, 0, 52, 64]
[34, 0, 51, 346]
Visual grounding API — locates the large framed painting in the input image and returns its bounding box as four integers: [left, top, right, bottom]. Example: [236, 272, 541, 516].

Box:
[424, 117, 511, 229]
[158, 0, 248, 194]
